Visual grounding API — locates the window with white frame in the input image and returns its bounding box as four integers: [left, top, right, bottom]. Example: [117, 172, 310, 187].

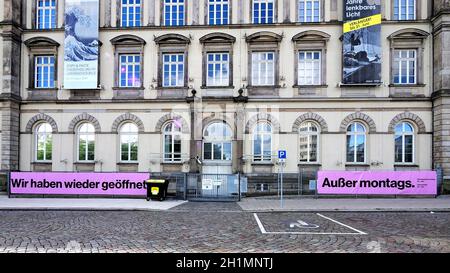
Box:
[393, 49, 417, 85]
[203, 122, 232, 161]
[163, 53, 185, 87]
[77, 123, 95, 162]
[252, 52, 275, 86]
[395, 122, 414, 163]
[209, 0, 230, 25]
[298, 0, 321, 22]
[253, 122, 272, 162]
[35, 123, 53, 162]
[346, 122, 366, 163]
[121, 0, 142, 27]
[393, 0, 416, 20]
[164, 0, 185, 26]
[35, 56, 55, 88]
[119, 54, 141, 88]
[120, 123, 139, 162]
[253, 0, 274, 24]
[299, 121, 319, 163]
[298, 51, 321, 85]
[163, 121, 182, 162]
[207, 53, 230, 86]
[36, 0, 57, 29]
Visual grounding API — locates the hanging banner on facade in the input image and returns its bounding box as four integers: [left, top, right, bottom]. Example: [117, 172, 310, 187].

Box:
[9, 172, 150, 196]
[343, 0, 382, 84]
[317, 171, 437, 195]
[64, 0, 99, 89]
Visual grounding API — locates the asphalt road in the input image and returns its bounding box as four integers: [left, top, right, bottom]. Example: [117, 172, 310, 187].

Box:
[0, 202, 448, 253]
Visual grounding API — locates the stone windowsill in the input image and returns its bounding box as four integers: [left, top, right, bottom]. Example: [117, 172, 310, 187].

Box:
[345, 163, 371, 167]
[117, 162, 139, 165]
[298, 163, 322, 167]
[74, 162, 95, 165]
[247, 85, 281, 89]
[293, 85, 328, 88]
[27, 88, 59, 91]
[31, 161, 52, 164]
[200, 85, 235, 89]
[161, 162, 184, 165]
[389, 84, 426, 88]
[112, 87, 145, 91]
[251, 162, 274, 166]
[394, 164, 419, 167]
[339, 83, 382, 87]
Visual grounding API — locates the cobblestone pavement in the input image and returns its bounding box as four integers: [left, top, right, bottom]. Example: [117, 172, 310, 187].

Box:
[0, 202, 449, 253]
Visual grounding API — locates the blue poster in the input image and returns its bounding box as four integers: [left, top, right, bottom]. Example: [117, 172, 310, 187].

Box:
[64, 0, 99, 89]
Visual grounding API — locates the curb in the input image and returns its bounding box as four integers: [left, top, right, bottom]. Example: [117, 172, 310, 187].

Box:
[241, 208, 450, 213]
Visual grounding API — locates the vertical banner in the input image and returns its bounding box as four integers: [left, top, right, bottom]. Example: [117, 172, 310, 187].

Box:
[343, 0, 382, 84]
[64, 0, 99, 89]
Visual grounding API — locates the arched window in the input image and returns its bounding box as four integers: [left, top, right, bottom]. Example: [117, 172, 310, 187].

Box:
[163, 121, 182, 162]
[120, 123, 139, 162]
[395, 122, 414, 163]
[253, 121, 272, 162]
[346, 122, 366, 163]
[35, 123, 53, 162]
[203, 121, 232, 161]
[77, 123, 95, 162]
[299, 121, 319, 163]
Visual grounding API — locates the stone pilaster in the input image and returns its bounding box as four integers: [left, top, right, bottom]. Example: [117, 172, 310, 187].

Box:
[148, 0, 155, 26]
[104, 0, 111, 27]
[283, 0, 290, 23]
[432, 0, 450, 187]
[192, 0, 199, 25]
[1, 0, 23, 174]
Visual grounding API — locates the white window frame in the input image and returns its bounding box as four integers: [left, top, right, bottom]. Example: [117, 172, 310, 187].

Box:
[206, 52, 230, 87]
[393, 49, 417, 85]
[298, 51, 321, 85]
[163, 122, 183, 163]
[120, 0, 142, 27]
[120, 122, 139, 163]
[77, 123, 95, 162]
[346, 122, 367, 164]
[36, 0, 57, 29]
[162, 53, 185, 87]
[252, 122, 273, 162]
[164, 0, 185, 26]
[208, 0, 230, 25]
[393, 0, 416, 20]
[119, 54, 142, 88]
[298, 0, 321, 22]
[34, 55, 55, 89]
[299, 121, 320, 163]
[252, 0, 275, 24]
[251, 52, 275, 86]
[203, 122, 233, 162]
[395, 122, 415, 164]
[35, 123, 53, 162]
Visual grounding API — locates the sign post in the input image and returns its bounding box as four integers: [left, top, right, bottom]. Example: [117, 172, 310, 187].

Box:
[278, 150, 287, 208]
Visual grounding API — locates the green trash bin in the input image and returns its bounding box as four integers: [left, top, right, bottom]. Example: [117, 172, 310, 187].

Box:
[145, 179, 169, 201]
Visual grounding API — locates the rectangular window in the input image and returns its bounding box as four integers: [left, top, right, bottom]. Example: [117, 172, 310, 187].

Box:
[121, 0, 141, 27]
[35, 56, 55, 88]
[203, 142, 232, 161]
[164, 0, 185, 26]
[163, 53, 185, 87]
[393, 0, 416, 20]
[207, 53, 229, 86]
[164, 134, 182, 162]
[252, 52, 275, 86]
[121, 135, 138, 162]
[209, 0, 230, 25]
[298, 0, 320, 22]
[299, 135, 318, 162]
[393, 49, 416, 84]
[119, 54, 141, 88]
[298, 51, 321, 85]
[253, 0, 274, 24]
[37, 0, 57, 29]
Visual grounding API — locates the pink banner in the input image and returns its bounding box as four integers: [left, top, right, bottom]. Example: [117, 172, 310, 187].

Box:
[317, 171, 437, 195]
[9, 172, 150, 196]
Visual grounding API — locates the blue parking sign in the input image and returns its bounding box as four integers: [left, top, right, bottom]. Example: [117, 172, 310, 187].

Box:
[278, 150, 287, 159]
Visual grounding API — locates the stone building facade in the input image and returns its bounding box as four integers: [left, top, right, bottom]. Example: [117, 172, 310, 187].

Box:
[0, 0, 448, 195]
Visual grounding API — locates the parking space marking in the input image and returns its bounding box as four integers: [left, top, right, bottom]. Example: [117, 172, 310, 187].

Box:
[253, 213, 368, 235]
[316, 213, 367, 235]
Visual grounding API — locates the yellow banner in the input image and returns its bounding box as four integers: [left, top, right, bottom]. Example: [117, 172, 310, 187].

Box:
[343, 14, 381, 33]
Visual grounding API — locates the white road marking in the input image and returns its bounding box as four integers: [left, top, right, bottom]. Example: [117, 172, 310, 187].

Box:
[316, 213, 367, 235]
[253, 213, 368, 235]
[253, 213, 267, 234]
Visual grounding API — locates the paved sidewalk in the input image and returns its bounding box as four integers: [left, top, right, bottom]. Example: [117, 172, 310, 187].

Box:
[0, 196, 186, 211]
[238, 196, 450, 212]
